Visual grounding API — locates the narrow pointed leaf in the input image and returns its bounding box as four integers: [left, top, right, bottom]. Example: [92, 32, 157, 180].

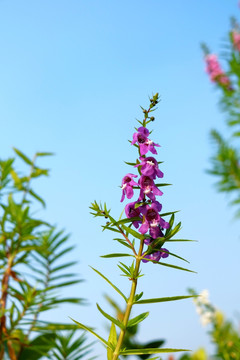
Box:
[164, 239, 197, 242]
[157, 262, 196, 273]
[36, 152, 54, 157]
[113, 238, 132, 249]
[155, 183, 172, 187]
[101, 253, 133, 258]
[121, 224, 143, 240]
[119, 348, 190, 355]
[70, 318, 111, 349]
[13, 148, 32, 165]
[127, 312, 149, 328]
[90, 267, 127, 302]
[165, 251, 189, 264]
[96, 303, 125, 330]
[135, 295, 197, 305]
[108, 322, 117, 348]
[124, 161, 137, 166]
[29, 189, 46, 207]
[112, 217, 141, 226]
[102, 226, 121, 234]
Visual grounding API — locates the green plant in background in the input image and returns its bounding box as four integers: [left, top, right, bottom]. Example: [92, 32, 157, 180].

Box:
[177, 6, 240, 360]
[179, 290, 240, 360]
[0, 149, 91, 360]
[202, 14, 240, 216]
[72, 94, 196, 359]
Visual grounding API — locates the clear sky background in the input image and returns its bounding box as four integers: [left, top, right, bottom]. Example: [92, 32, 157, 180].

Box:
[0, 1, 240, 359]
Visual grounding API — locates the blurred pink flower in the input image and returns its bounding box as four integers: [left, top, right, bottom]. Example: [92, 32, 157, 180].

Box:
[205, 54, 231, 87]
[233, 31, 240, 51]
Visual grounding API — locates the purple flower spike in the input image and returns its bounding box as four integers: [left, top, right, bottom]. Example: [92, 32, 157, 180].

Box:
[135, 157, 163, 179]
[125, 201, 142, 229]
[120, 174, 138, 202]
[139, 175, 163, 201]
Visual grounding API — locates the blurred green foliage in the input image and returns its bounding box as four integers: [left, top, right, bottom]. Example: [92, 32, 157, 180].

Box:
[0, 149, 91, 360]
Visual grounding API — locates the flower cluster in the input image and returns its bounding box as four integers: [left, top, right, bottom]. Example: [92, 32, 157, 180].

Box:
[205, 54, 231, 88]
[120, 98, 169, 264]
[193, 289, 216, 327]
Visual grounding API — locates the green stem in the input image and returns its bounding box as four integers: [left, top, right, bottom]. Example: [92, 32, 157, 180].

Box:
[112, 239, 144, 360]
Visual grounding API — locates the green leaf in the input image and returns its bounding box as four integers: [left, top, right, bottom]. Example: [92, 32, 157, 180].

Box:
[113, 238, 132, 249]
[155, 183, 172, 187]
[233, 131, 240, 137]
[29, 189, 46, 207]
[164, 239, 197, 242]
[18, 333, 57, 360]
[70, 318, 112, 349]
[127, 312, 149, 328]
[160, 210, 179, 217]
[119, 348, 190, 355]
[134, 292, 143, 302]
[112, 217, 141, 226]
[101, 253, 133, 258]
[135, 295, 197, 305]
[117, 264, 130, 277]
[13, 147, 33, 165]
[167, 222, 182, 238]
[96, 303, 125, 330]
[156, 262, 196, 273]
[36, 152, 55, 157]
[90, 267, 127, 302]
[121, 224, 143, 240]
[107, 323, 117, 360]
[165, 251, 189, 264]
[102, 225, 121, 234]
[124, 161, 137, 166]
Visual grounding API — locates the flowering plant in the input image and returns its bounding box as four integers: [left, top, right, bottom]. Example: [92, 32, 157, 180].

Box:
[73, 94, 196, 359]
[178, 290, 240, 360]
[202, 15, 240, 216]
[0, 150, 90, 360]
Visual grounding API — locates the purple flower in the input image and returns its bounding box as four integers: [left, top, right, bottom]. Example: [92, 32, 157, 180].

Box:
[138, 201, 169, 239]
[160, 248, 169, 258]
[135, 156, 163, 179]
[132, 127, 160, 156]
[138, 175, 163, 201]
[144, 237, 154, 245]
[120, 174, 138, 202]
[125, 201, 142, 229]
[142, 248, 169, 263]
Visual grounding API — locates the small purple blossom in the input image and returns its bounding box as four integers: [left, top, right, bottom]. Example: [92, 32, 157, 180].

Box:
[120, 174, 138, 202]
[142, 248, 169, 263]
[125, 201, 142, 229]
[135, 156, 163, 179]
[132, 127, 160, 156]
[138, 175, 163, 201]
[139, 202, 160, 237]
[138, 201, 169, 239]
[160, 248, 169, 258]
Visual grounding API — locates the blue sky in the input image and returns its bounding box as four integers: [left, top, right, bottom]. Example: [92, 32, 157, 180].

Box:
[0, 0, 240, 358]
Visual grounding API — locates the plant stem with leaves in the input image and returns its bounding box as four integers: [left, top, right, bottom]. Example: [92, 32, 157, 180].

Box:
[73, 94, 196, 359]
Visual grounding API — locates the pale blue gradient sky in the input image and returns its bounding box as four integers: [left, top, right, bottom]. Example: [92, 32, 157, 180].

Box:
[0, 1, 240, 358]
